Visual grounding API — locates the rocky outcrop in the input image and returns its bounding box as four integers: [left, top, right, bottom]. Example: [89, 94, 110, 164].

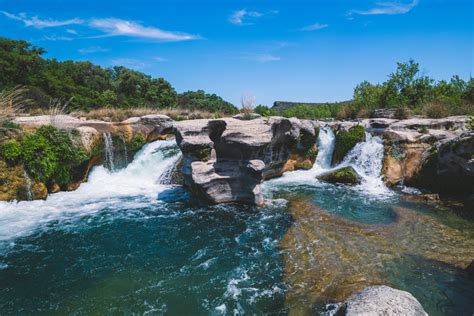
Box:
[332, 125, 366, 165]
[326, 286, 427, 315]
[173, 117, 317, 205]
[409, 131, 474, 197]
[376, 116, 468, 188]
[0, 114, 172, 201]
[318, 166, 361, 185]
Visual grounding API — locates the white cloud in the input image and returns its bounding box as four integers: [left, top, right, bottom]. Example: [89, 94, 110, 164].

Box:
[153, 56, 168, 62]
[66, 29, 78, 35]
[301, 23, 329, 31]
[241, 53, 281, 63]
[350, 0, 419, 16]
[39, 35, 74, 41]
[89, 18, 198, 41]
[79, 46, 108, 54]
[1, 11, 83, 28]
[229, 9, 263, 25]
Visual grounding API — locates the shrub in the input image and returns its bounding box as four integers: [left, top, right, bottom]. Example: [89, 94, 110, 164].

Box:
[468, 115, 474, 131]
[0, 140, 22, 164]
[394, 107, 411, 119]
[423, 103, 449, 118]
[1, 120, 20, 129]
[130, 134, 146, 149]
[2, 126, 88, 185]
[336, 105, 355, 120]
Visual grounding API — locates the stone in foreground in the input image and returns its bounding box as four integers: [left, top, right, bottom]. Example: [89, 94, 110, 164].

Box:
[326, 285, 427, 316]
[318, 166, 361, 185]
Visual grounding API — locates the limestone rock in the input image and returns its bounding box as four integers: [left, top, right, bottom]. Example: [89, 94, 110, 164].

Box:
[318, 166, 362, 185]
[402, 194, 440, 203]
[232, 113, 262, 120]
[342, 286, 427, 315]
[173, 117, 317, 205]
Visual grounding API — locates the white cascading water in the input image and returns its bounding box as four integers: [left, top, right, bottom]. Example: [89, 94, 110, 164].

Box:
[103, 132, 116, 171]
[0, 139, 180, 243]
[314, 126, 336, 170]
[339, 132, 390, 195]
[264, 127, 391, 196]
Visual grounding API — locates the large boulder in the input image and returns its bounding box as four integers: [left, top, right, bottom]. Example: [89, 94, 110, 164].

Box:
[173, 117, 317, 205]
[317, 166, 361, 185]
[409, 131, 474, 197]
[326, 285, 427, 316]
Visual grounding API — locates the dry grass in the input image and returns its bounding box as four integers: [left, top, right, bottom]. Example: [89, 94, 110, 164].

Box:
[49, 97, 73, 127]
[0, 86, 31, 123]
[70, 107, 226, 122]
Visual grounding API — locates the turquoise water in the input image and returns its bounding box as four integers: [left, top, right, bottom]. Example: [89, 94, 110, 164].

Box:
[0, 139, 473, 315]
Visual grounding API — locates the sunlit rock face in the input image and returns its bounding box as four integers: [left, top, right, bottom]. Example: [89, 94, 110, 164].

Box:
[333, 285, 428, 316]
[173, 117, 317, 205]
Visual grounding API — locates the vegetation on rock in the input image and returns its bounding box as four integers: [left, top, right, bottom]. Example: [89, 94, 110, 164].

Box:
[318, 166, 361, 184]
[332, 125, 365, 164]
[0, 125, 88, 186]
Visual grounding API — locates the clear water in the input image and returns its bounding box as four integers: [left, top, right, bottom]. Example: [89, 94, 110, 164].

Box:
[0, 136, 473, 315]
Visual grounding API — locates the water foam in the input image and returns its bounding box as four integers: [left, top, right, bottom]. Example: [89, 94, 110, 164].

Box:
[0, 139, 180, 243]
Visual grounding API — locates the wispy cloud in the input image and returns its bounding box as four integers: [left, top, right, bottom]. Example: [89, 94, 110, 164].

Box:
[89, 18, 199, 41]
[38, 35, 74, 41]
[241, 53, 281, 63]
[349, 0, 419, 16]
[1, 11, 83, 28]
[229, 9, 278, 25]
[66, 29, 78, 35]
[153, 56, 168, 62]
[301, 23, 329, 31]
[79, 46, 108, 54]
[229, 9, 263, 25]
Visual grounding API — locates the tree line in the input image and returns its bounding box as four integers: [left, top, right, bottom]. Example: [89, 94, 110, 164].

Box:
[0, 37, 238, 114]
[256, 59, 473, 119]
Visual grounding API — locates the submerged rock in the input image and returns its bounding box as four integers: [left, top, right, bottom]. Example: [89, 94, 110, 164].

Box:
[334, 285, 427, 316]
[318, 166, 361, 185]
[173, 117, 317, 205]
[402, 193, 440, 203]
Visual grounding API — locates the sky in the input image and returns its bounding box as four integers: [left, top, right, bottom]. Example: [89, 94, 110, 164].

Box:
[0, 0, 472, 106]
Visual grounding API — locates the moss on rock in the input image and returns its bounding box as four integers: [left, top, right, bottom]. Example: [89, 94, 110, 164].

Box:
[333, 125, 366, 165]
[318, 166, 362, 185]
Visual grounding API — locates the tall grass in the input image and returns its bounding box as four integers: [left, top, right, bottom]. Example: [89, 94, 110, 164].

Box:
[0, 86, 31, 123]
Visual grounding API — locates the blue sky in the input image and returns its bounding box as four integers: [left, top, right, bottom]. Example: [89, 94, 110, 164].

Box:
[0, 0, 472, 106]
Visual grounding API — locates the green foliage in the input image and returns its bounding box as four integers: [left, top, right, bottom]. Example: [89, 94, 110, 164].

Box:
[0, 126, 88, 185]
[333, 125, 365, 164]
[0, 37, 235, 114]
[130, 134, 146, 149]
[178, 90, 237, 114]
[193, 147, 212, 162]
[319, 166, 361, 184]
[254, 105, 274, 117]
[1, 120, 20, 129]
[351, 60, 472, 118]
[281, 103, 334, 119]
[468, 115, 474, 131]
[0, 140, 21, 164]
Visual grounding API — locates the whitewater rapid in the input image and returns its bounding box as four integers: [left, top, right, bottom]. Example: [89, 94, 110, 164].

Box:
[264, 126, 393, 197]
[0, 139, 180, 243]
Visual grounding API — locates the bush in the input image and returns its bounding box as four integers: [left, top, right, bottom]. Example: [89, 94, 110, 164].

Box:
[394, 107, 411, 119]
[1, 126, 88, 185]
[130, 134, 146, 149]
[0, 140, 22, 164]
[423, 103, 449, 118]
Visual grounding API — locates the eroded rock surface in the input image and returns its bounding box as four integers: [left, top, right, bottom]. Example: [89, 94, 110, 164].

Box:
[173, 117, 317, 205]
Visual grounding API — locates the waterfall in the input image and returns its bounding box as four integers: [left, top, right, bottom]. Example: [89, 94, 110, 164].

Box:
[0, 140, 180, 242]
[23, 170, 33, 201]
[122, 137, 129, 164]
[103, 133, 115, 171]
[314, 126, 335, 170]
[340, 132, 389, 195]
